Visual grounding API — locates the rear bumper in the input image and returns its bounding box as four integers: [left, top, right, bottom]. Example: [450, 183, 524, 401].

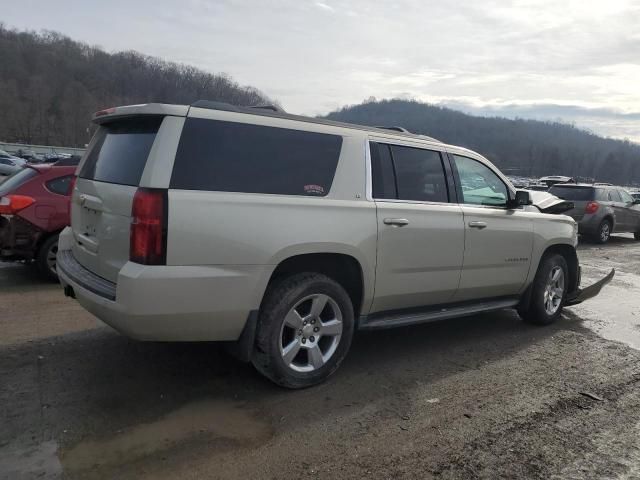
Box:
[57, 243, 271, 342]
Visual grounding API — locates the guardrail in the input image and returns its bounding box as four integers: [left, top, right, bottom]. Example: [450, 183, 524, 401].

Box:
[0, 142, 86, 157]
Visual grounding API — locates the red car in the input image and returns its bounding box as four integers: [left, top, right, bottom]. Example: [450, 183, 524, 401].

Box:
[0, 164, 76, 279]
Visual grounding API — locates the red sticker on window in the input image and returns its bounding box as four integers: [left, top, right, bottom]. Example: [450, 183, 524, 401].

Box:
[304, 184, 325, 195]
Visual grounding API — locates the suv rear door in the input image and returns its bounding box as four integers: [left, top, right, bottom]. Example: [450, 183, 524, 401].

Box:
[72, 116, 163, 282]
[369, 140, 465, 312]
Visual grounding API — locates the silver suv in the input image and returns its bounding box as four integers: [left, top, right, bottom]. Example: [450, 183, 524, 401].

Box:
[548, 184, 640, 243]
[57, 102, 613, 388]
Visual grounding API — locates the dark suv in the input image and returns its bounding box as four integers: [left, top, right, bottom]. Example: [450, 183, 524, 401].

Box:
[549, 184, 640, 243]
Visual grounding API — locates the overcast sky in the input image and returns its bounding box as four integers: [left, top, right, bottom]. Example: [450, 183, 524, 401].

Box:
[4, 0, 640, 141]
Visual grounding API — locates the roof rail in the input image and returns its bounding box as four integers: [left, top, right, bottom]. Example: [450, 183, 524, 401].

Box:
[250, 104, 285, 113]
[191, 100, 286, 114]
[375, 126, 411, 133]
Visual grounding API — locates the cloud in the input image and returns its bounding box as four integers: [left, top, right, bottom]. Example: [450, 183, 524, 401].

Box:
[313, 1, 335, 13]
[2, 0, 640, 140]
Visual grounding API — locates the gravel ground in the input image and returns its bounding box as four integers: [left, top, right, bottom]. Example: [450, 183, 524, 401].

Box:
[1, 235, 640, 479]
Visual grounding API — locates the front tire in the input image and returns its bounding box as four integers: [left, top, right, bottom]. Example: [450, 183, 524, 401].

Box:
[634, 232, 640, 241]
[520, 254, 568, 326]
[252, 273, 355, 389]
[36, 234, 59, 281]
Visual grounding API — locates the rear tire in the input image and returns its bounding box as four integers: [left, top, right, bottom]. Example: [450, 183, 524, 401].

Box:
[594, 219, 612, 244]
[520, 254, 568, 326]
[36, 234, 59, 282]
[252, 273, 355, 389]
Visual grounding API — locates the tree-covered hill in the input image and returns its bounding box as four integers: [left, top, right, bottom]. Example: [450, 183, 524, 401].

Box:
[0, 25, 270, 147]
[325, 99, 640, 185]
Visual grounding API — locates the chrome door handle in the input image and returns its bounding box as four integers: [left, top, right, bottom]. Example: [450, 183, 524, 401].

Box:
[383, 218, 409, 227]
[468, 221, 487, 229]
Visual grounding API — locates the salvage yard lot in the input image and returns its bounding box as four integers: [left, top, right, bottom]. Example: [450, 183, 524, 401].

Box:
[2, 237, 640, 479]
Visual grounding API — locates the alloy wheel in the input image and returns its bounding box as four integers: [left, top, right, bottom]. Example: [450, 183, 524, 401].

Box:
[543, 266, 564, 315]
[279, 293, 343, 373]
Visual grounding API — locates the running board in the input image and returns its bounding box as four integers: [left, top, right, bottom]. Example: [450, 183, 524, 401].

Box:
[359, 298, 520, 330]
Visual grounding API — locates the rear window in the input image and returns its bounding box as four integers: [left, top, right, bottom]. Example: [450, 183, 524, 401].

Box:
[0, 168, 38, 196]
[170, 118, 342, 196]
[79, 117, 162, 186]
[549, 186, 594, 201]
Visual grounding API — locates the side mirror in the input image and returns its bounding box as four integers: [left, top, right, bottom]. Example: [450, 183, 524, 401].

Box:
[508, 190, 531, 209]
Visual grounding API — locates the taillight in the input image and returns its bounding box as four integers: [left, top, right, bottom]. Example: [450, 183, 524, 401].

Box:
[130, 188, 167, 265]
[585, 201, 599, 214]
[0, 195, 36, 215]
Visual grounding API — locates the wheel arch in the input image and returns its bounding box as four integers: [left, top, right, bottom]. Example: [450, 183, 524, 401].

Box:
[264, 252, 366, 317]
[519, 242, 579, 314]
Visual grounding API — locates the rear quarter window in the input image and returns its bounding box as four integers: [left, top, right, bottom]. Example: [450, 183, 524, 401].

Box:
[79, 117, 162, 186]
[170, 118, 343, 196]
[549, 186, 594, 201]
[46, 175, 74, 196]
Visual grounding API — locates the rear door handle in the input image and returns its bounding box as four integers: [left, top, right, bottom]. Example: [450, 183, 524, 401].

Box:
[468, 221, 487, 229]
[383, 218, 409, 227]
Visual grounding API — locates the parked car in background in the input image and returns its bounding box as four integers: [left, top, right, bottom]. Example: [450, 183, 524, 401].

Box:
[0, 155, 26, 176]
[16, 149, 43, 162]
[538, 176, 576, 188]
[549, 184, 640, 243]
[57, 102, 612, 388]
[0, 164, 75, 279]
[631, 191, 640, 202]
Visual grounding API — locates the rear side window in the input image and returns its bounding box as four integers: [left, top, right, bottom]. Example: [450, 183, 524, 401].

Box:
[595, 189, 609, 201]
[549, 186, 594, 201]
[46, 175, 74, 196]
[171, 118, 342, 196]
[370, 142, 448, 202]
[79, 117, 162, 186]
[391, 146, 448, 202]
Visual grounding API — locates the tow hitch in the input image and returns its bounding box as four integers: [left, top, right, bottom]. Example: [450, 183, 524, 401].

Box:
[565, 268, 615, 306]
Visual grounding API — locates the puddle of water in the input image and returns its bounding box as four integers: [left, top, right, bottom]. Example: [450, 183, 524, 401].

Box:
[569, 271, 640, 350]
[61, 400, 272, 473]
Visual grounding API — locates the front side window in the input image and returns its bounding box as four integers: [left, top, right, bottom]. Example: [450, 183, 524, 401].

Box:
[453, 155, 508, 207]
[620, 190, 634, 204]
[608, 189, 622, 202]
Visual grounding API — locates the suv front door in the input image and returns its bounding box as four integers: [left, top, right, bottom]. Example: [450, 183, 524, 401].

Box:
[450, 154, 533, 302]
[369, 141, 464, 313]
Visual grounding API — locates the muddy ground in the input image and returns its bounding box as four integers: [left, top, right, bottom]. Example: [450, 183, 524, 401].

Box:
[1, 235, 640, 479]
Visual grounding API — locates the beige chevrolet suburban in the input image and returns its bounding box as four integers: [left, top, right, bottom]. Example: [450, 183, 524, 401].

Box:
[57, 101, 613, 388]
